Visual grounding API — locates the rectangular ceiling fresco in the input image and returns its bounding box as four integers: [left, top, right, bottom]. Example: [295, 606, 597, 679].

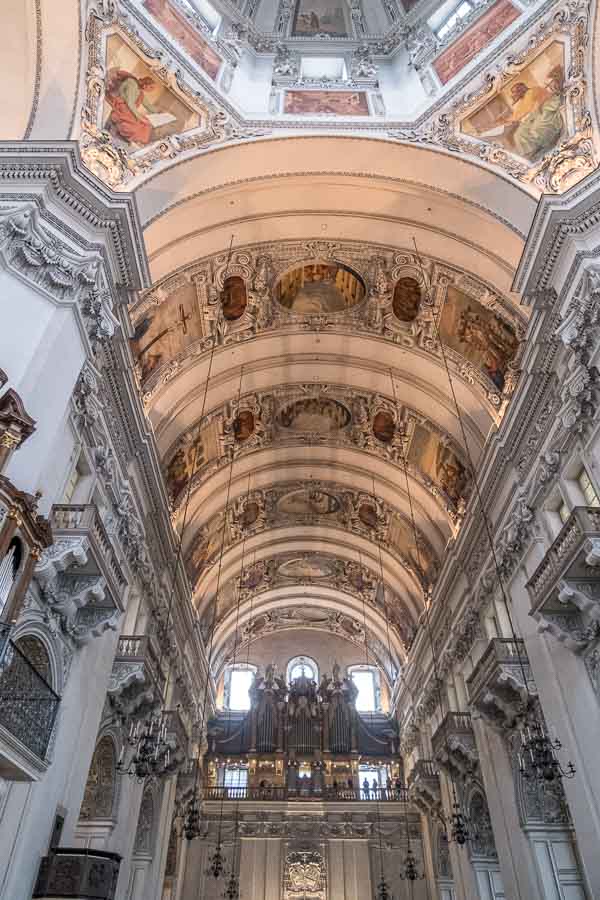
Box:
[284, 91, 370, 116]
[142, 0, 222, 80]
[131, 283, 203, 382]
[433, 0, 520, 85]
[439, 286, 518, 390]
[292, 0, 351, 37]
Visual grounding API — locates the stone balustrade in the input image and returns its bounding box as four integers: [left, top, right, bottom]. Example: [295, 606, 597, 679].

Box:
[467, 638, 532, 731]
[50, 504, 127, 605]
[202, 785, 409, 802]
[406, 758, 441, 814]
[108, 633, 166, 717]
[431, 711, 478, 779]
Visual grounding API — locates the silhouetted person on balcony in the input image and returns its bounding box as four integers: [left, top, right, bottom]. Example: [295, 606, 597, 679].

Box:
[363, 778, 370, 799]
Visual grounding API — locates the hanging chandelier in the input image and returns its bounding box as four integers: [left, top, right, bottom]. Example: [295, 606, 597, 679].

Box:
[222, 872, 240, 899]
[117, 713, 172, 782]
[400, 802, 424, 880]
[448, 796, 472, 846]
[207, 843, 226, 878]
[399, 845, 424, 881]
[518, 717, 576, 783]
[182, 793, 202, 841]
[375, 877, 394, 900]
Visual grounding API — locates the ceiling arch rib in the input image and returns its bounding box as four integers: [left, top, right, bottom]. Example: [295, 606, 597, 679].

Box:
[210, 591, 406, 686]
[193, 530, 429, 632]
[135, 136, 536, 261]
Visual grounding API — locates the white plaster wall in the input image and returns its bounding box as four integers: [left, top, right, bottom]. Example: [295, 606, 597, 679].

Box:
[1, 271, 85, 507]
[228, 54, 274, 116]
[0, 0, 38, 139]
[254, 0, 278, 31]
[0, 627, 121, 900]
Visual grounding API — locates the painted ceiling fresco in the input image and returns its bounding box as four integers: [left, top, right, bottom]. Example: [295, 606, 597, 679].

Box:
[163, 383, 471, 528]
[80, 0, 594, 195]
[461, 42, 564, 163]
[291, 0, 351, 37]
[274, 263, 366, 315]
[184, 478, 438, 591]
[142, 0, 222, 81]
[132, 243, 523, 412]
[103, 34, 199, 149]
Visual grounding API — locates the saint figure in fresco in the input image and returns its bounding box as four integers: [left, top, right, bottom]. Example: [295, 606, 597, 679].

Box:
[105, 68, 174, 146]
[474, 66, 564, 161]
[166, 447, 189, 500]
[456, 308, 517, 390]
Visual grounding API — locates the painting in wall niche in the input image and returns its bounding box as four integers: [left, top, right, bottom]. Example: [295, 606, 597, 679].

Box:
[439, 286, 518, 390]
[131, 282, 203, 382]
[221, 276, 247, 321]
[103, 34, 199, 148]
[275, 263, 366, 314]
[373, 410, 396, 444]
[233, 410, 255, 442]
[143, 0, 222, 81]
[433, 0, 520, 86]
[277, 397, 352, 432]
[392, 277, 422, 323]
[461, 41, 565, 162]
[284, 90, 369, 116]
[292, 0, 350, 37]
[277, 488, 341, 517]
[407, 423, 467, 503]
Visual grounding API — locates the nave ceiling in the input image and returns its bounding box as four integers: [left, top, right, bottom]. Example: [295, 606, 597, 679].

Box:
[8, 0, 600, 678]
[130, 225, 528, 672]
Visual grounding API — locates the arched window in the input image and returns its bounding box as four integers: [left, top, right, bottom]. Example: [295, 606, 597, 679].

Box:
[134, 787, 155, 856]
[80, 736, 117, 820]
[287, 655, 319, 684]
[15, 635, 52, 684]
[0, 536, 23, 616]
[223, 663, 256, 711]
[348, 665, 381, 712]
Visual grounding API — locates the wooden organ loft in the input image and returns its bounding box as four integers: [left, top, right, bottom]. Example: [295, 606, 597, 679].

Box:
[205, 663, 405, 801]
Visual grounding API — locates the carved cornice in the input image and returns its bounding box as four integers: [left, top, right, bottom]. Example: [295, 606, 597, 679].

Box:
[0, 142, 148, 292]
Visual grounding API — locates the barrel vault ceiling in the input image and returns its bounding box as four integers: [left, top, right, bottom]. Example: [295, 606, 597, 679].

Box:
[129, 136, 532, 680]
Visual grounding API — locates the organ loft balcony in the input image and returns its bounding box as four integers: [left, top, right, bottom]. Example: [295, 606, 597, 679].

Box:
[203, 663, 407, 807]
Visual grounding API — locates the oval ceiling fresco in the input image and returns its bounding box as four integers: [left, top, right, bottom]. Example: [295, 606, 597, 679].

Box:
[274, 262, 366, 315]
[277, 397, 352, 432]
[278, 557, 335, 579]
[277, 488, 341, 517]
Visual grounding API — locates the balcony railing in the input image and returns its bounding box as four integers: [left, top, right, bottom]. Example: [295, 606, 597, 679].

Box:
[527, 506, 600, 609]
[0, 624, 59, 761]
[33, 848, 121, 899]
[432, 712, 478, 777]
[114, 634, 166, 693]
[407, 758, 439, 784]
[203, 785, 409, 802]
[467, 638, 530, 730]
[467, 638, 528, 701]
[50, 504, 127, 605]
